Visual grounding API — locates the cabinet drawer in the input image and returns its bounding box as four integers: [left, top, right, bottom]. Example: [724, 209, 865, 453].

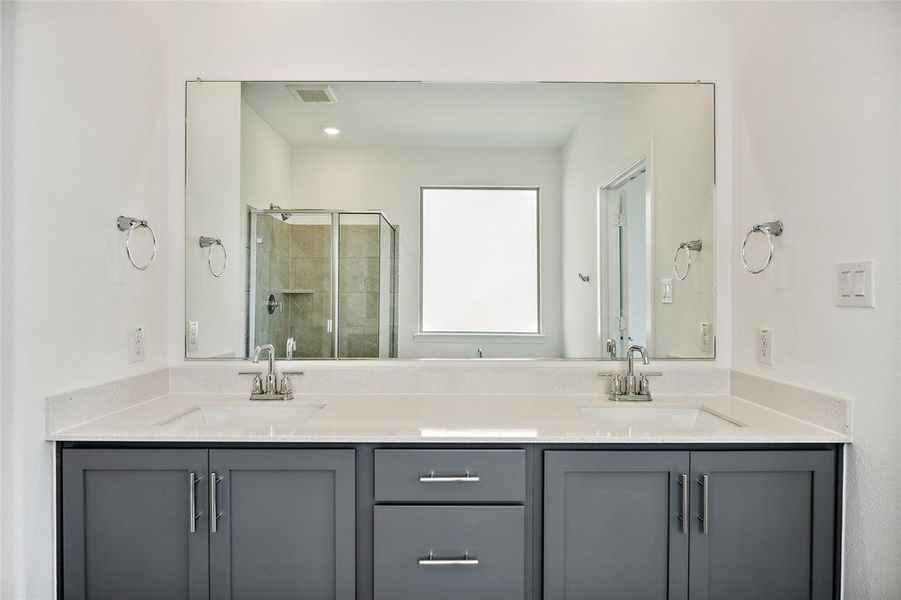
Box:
[374, 506, 525, 600]
[374, 449, 526, 502]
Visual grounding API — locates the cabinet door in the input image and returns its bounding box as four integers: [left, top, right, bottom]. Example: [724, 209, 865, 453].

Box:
[689, 451, 835, 600]
[209, 449, 355, 600]
[62, 449, 209, 600]
[544, 451, 690, 600]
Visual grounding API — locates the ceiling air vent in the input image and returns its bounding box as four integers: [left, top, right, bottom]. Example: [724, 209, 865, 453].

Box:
[287, 85, 337, 104]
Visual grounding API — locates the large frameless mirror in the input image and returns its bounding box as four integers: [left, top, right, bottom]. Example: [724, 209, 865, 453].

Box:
[185, 81, 715, 360]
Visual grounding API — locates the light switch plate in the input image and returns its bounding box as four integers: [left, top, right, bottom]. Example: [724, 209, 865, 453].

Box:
[834, 261, 875, 307]
[757, 328, 773, 365]
[660, 278, 673, 304]
[128, 326, 145, 363]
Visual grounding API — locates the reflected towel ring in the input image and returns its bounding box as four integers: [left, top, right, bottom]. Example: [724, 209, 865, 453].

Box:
[741, 220, 783, 274]
[199, 236, 228, 277]
[672, 240, 702, 281]
[116, 216, 157, 270]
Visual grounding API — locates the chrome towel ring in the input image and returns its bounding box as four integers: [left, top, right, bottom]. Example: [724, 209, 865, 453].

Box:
[672, 240, 702, 281]
[116, 216, 157, 270]
[741, 220, 784, 274]
[199, 236, 228, 277]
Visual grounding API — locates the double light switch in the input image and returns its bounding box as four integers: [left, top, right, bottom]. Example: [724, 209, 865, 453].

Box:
[834, 261, 875, 308]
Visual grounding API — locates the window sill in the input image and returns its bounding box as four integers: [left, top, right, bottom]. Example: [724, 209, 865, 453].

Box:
[413, 332, 547, 344]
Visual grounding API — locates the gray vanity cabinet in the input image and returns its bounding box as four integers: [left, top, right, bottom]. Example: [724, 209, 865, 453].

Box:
[208, 449, 356, 600]
[61, 449, 210, 600]
[61, 448, 355, 600]
[544, 450, 836, 600]
[543, 451, 690, 600]
[688, 451, 835, 600]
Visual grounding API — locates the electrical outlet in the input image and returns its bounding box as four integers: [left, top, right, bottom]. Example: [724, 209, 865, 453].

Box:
[128, 326, 145, 363]
[700, 322, 712, 353]
[188, 321, 199, 352]
[757, 328, 773, 365]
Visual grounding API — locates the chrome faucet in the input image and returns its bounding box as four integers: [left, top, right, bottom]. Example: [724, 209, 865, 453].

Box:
[609, 344, 653, 401]
[248, 344, 294, 401]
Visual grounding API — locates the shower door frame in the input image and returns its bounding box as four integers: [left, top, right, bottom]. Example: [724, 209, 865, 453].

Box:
[247, 208, 398, 360]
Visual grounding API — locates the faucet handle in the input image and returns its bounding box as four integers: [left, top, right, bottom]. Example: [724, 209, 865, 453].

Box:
[610, 374, 624, 395]
[251, 374, 264, 395]
[638, 374, 651, 395]
[278, 374, 292, 395]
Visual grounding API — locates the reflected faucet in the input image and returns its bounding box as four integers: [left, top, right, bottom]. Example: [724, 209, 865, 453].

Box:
[609, 344, 653, 402]
[605, 338, 618, 360]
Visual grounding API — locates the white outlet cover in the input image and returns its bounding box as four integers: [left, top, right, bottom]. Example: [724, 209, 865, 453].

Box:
[757, 328, 773, 365]
[128, 326, 145, 363]
[188, 321, 199, 352]
[700, 322, 712, 353]
[834, 261, 875, 307]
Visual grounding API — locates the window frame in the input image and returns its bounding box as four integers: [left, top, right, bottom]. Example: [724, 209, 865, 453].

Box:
[418, 185, 543, 337]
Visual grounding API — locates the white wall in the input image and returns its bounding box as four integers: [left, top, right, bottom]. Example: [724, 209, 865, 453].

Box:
[731, 3, 900, 597]
[290, 145, 563, 358]
[241, 99, 292, 213]
[561, 84, 715, 359]
[185, 82, 244, 358]
[2, 3, 171, 596]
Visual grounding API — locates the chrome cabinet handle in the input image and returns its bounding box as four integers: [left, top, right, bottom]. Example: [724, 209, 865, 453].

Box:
[419, 471, 480, 483]
[188, 472, 203, 533]
[210, 472, 222, 533]
[699, 474, 709, 535]
[418, 552, 479, 566]
[678, 473, 688, 534]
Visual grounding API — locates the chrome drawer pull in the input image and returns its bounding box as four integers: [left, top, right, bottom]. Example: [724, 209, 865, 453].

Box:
[418, 552, 479, 566]
[419, 471, 480, 483]
[188, 472, 203, 533]
[210, 472, 223, 533]
[678, 473, 688, 534]
[699, 474, 710, 535]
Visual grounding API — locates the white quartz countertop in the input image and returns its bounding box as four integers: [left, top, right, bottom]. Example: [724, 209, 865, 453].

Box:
[46, 392, 849, 444]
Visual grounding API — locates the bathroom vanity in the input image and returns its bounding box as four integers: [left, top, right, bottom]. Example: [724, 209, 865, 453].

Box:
[52, 391, 845, 600]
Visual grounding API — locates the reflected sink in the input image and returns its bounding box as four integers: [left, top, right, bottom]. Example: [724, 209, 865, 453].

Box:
[156, 403, 324, 435]
[581, 405, 743, 435]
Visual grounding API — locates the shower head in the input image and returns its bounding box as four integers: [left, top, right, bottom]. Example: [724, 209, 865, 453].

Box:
[269, 203, 290, 221]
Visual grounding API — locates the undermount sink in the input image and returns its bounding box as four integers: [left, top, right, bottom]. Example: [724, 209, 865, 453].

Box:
[581, 405, 743, 435]
[156, 403, 324, 434]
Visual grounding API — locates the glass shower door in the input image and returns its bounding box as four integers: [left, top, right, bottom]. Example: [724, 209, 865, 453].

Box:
[250, 211, 334, 358]
[336, 213, 382, 358]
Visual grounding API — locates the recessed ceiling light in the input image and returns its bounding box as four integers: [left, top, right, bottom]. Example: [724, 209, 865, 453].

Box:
[322, 127, 341, 136]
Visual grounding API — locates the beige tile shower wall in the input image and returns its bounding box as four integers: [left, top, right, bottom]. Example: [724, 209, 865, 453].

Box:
[338, 224, 380, 358]
[289, 223, 332, 358]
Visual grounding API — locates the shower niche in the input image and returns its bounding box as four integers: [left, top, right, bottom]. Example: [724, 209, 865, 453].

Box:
[250, 210, 398, 359]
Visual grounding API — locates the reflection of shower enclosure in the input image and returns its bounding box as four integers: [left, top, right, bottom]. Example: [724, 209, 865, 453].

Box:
[248, 209, 398, 359]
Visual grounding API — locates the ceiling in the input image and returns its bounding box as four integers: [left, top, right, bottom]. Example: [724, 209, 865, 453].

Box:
[241, 81, 640, 149]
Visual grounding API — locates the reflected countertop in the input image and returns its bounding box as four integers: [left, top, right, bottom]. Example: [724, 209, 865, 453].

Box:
[47, 392, 849, 444]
